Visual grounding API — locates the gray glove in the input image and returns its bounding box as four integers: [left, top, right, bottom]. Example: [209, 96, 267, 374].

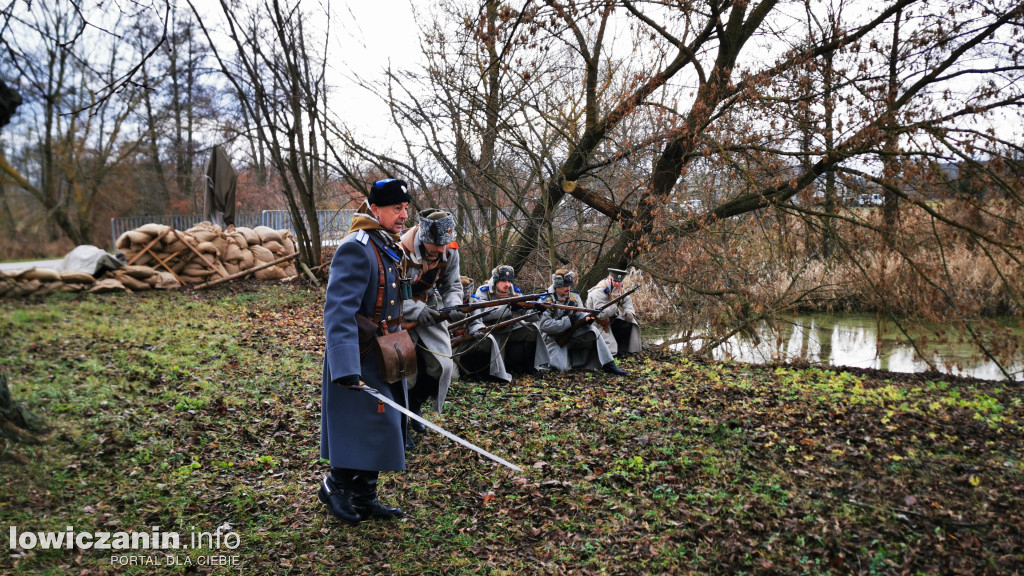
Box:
[417, 306, 442, 327]
[446, 308, 466, 322]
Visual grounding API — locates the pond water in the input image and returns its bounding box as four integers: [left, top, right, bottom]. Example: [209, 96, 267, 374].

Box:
[648, 313, 1024, 382]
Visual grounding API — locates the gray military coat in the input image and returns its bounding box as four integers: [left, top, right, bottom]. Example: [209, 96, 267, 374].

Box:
[585, 279, 642, 355]
[321, 228, 407, 472]
[535, 286, 614, 372]
[401, 230, 463, 412]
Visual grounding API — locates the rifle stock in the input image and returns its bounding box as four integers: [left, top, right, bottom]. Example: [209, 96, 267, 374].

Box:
[452, 314, 527, 348]
[554, 316, 594, 347]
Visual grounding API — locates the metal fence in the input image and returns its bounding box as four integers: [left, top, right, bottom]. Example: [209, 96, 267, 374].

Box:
[110, 209, 354, 248]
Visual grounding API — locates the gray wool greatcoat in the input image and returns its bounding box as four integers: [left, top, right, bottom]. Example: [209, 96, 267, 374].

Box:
[585, 279, 642, 356]
[401, 231, 463, 413]
[535, 286, 614, 372]
[468, 281, 547, 378]
[321, 229, 407, 472]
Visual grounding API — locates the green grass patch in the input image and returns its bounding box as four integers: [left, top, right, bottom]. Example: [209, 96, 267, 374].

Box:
[1, 284, 1022, 574]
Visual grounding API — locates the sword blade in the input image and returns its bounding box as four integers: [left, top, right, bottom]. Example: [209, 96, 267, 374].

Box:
[354, 384, 523, 472]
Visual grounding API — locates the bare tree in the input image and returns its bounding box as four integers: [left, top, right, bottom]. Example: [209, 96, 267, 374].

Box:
[190, 0, 336, 267]
[0, 1, 156, 246]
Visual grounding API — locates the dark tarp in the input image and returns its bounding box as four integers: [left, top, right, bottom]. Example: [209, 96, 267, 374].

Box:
[0, 79, 23, 128]
[203, 145, 237, 227]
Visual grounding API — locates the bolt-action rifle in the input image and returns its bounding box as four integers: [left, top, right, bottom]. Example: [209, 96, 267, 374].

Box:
[402, 292, 547, 331]
[451, 314, 529, 348]
[553, 285, 641, 346]
[446, 309, 491, 333]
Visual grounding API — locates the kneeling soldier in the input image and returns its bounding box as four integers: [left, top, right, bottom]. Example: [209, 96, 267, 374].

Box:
[535, 269, 626, 376]
[586, 268, 642, 356]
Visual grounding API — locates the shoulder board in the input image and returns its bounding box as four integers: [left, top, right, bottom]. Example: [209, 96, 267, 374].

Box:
[513, 286, 522, 294]
[448, 241, 459, 250]
[480, 285, 489, 292]
[355, 230, 369, 245]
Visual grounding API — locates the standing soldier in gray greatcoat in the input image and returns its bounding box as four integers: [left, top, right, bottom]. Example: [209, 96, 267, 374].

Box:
[320, 178, 412, 526]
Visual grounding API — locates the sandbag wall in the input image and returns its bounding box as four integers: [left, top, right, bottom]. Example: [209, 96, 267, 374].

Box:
[0, 222, 299, 298]
[0, 264, 181, 298]
[115, 222, 299, 283]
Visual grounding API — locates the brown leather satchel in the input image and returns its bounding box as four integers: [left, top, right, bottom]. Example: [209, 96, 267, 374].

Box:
[375, 328, 417, 384]
[356, 313, 417, 384]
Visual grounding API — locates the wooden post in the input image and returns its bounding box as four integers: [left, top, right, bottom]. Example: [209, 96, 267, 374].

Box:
[193, 254, 298, 289]
[125, 227, 171, 266]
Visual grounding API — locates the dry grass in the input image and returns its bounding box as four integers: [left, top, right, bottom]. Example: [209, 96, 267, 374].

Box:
[631, 199, 1024, 325]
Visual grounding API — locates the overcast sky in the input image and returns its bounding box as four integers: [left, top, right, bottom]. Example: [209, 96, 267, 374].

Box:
[330, 0, 424, 143]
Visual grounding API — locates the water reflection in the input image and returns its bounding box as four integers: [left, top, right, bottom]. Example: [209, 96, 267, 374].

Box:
[651, 313, 1024, 382]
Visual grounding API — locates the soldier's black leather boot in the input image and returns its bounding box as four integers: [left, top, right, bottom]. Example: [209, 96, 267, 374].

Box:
[409, 403, 426, 433]
[352, 471, 405, 520]
[318, 469, 364, 526]
[602, 361, 627, 376]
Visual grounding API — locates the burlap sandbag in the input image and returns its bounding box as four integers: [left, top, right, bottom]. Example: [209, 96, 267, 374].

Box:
[240, 249, 255, 270]
[253, 226, 283, 244]
[281, 236, 296, 255]
[116, 230, 151, 250]
[152, 271, 181, 290]
[60, 283, 88, 293]
[137, 223, 171, 237]
[60, 272, 96, 284]
[116, 273, 151, 291]
[177, 274, 208, 285]
[211, 234, 229, 256]
[128, 252, 154, 266]
[262, 240, 285, 255]
[170, 257, 188, 274]
[187, 226, 220, 244]
[89, 278, 129, 293]
[187, 220, 221, 236]
[5, 282, 30, 298]
[250, 244, 275, 264]
[121, 265, 157, 280]
[18, 267, 62, 282]
[235, 226, 260, 246]
[225, 230, 246, 250]
[224, 261, 241, 276]
[283, 263, 298, 277]
[163, 237, 187, 255]
[34, 281, 65, 296]
[223, 244, 243, 263]
[254, 265, 287, 280]
[196, 241, 220, 256]
[182, 263, 214, 278]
